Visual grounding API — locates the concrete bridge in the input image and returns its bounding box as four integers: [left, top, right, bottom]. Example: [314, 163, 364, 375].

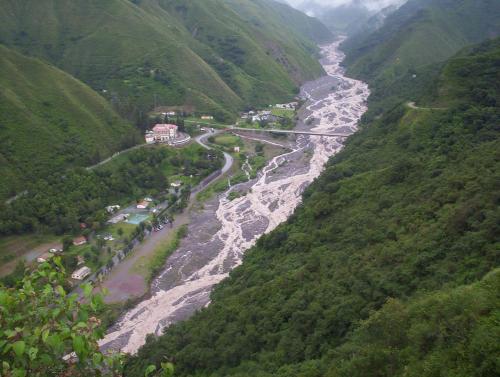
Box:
[230, 126, 350, 138]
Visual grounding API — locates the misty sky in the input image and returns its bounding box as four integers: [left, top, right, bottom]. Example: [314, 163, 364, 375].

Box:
[285, 0, 405, 12]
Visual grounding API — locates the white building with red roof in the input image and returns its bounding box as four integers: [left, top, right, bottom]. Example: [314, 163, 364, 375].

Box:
[145, 123, 178, 144]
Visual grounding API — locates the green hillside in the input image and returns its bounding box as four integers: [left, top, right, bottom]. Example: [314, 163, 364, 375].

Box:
[124, 39, 500, 377]
[0, 44, 139, 201]
[343, 0, 500, 85]
[0, 0, 331, 123]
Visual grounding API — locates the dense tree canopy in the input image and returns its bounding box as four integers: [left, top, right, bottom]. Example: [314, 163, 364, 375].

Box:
[0, 145, 222, 236]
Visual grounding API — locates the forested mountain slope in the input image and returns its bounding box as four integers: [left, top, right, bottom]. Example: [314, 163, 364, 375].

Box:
[0, 0, 331, 123]
[0, 44, 139, 201]
[124, 39, 500, 377]
[343, 0, 500, 85]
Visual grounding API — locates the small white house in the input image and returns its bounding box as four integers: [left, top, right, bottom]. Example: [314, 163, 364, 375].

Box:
[145, 130, 155, 144]
[137, 201, 149, 209]
[234, 146, 240, 153]
[145, 124, 178, 144]
[106, 205, 121, 213]
[170, 181, 183, 188]
[72, 266, 91, 280]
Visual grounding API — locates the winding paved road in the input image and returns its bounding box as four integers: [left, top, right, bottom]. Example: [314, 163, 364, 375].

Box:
[195, 131, 234, 174]
[97, 131, 234, 303]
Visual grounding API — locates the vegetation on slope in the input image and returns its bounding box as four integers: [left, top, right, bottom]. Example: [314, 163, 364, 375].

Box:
[0, 144, 222, 236]
[0, 44, 139, 201]
[0, 0, 331, 124]
[343, 0, 500, 86]
[124, 39, 500, 377]
[326, 269, 500, 377]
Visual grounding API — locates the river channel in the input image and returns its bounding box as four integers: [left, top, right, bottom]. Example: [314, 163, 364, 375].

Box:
[100, 39, 370, 354]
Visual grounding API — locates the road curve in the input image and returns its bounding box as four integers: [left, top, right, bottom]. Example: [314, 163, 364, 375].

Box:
[407, 101, 447, 111]
[195, 131, 233, 174]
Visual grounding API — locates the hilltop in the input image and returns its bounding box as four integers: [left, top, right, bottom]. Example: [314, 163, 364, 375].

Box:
[343, 0, 500, 85]
[0, 44, 139, 200]
[124, 37, 500, 377]
[0, 0, 332, 123]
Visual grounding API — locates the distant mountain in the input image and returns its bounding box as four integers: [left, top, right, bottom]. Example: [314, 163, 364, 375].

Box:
[0, 44, 139, 200]
[342, 0, 500, 85]
[0, 0, 332, 123]
[285, 0, 405, 35]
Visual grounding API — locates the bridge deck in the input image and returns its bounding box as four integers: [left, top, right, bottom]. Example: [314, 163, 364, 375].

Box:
[231, 127, 350, 138]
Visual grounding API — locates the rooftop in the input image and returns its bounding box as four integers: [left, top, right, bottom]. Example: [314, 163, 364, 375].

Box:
[153, 124, 177, 132]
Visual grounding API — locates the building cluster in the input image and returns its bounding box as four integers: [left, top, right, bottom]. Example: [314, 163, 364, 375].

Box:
[274, 101, 298, 109]
[241, 110, 279, 123]
[240, 102, 298, 123]
[145, 123, 178, 144]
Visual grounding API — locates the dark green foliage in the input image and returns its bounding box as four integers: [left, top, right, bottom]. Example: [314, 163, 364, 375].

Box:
[326, 269, 500, 377]
[124, 39, 500, 377]
[342, 0, 500, 118]
[0, 146, 222, 236]
[0, 44, 140, 200]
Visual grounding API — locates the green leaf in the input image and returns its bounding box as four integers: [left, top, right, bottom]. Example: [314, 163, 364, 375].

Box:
[12, 341, 25, 357]
[72, 335, 86, 357]
[2, 361, 9, 371]
[144, 364, 157, 377]
[92, 353, 103, 366]
[56, 285, 66, 297]
[54, 256, 63, 269]
[46, 334, 63, 352]
[82, 283, 92, 298]
[42, 329, 50, 343]
[12, 368, 27, 377]
[75, 322, 87, 329]
[4, 329, 17, 338]
[160, 362, 174, 377]
[51, 308, 61, 319]
[28, 347, 38, 360]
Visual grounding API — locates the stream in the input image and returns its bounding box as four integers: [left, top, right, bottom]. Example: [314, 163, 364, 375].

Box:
[100, 39, 370, 354]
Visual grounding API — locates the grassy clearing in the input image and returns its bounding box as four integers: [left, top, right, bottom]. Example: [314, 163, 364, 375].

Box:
[212, 135, 242, 148]
[271, 108, 295, 119]
[141, 225, 188, 283]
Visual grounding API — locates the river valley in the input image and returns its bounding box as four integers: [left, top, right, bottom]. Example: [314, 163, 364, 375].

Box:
[100, 40, 370, 354]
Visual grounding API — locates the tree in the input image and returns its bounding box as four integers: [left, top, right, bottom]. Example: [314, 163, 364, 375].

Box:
[1, 260, 176, 377]
[62, 236, 73, 252]
[0, 258, 123, 376]
[175, 117, 185, 133]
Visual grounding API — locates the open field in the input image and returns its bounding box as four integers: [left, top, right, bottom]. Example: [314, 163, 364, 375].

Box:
[271, 107, 295, 119]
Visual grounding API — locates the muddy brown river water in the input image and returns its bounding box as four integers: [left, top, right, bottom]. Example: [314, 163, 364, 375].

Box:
[100, 40, 370, 354]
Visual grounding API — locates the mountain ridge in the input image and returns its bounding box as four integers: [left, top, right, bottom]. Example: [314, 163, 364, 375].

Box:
[0, 0, 332, 123]
[0, 43, 140, 201]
